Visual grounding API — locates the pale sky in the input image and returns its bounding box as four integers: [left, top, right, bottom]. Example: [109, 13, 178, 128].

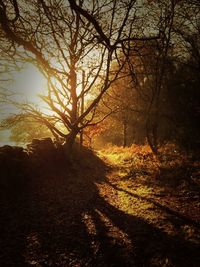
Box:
[9, 63, 46, 103]
[0, 63, 47, 145]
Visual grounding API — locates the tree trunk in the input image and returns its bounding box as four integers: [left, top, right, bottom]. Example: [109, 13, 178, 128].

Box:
[79, 70, 85, 148]
[123, 120, 127, 148]
[146, 116, 158, 154]
[63, 130, 78, 158]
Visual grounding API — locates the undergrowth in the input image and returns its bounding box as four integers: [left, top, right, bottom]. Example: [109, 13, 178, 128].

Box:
[99, 143, 200, 192]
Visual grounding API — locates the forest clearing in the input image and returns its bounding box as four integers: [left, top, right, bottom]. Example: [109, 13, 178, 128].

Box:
[0, 143, 199, 267]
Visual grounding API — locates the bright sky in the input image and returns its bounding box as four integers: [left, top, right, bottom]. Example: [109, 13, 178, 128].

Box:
[10, 63, 47, 103]
[0, 63, 47, 144]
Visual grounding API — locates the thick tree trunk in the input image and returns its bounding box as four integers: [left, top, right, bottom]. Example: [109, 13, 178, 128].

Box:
[63, 130, 78, 158]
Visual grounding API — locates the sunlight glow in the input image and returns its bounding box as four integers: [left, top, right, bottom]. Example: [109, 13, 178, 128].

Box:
[0, 63, 47, 144]
[9, 63, 47, 104]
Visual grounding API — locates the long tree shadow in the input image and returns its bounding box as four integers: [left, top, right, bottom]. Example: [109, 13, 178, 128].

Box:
[108, 182, 200, 229]
[0, 149, 199, 266]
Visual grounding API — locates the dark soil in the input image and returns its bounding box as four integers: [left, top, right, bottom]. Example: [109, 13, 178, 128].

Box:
[0, 146, 199, 267]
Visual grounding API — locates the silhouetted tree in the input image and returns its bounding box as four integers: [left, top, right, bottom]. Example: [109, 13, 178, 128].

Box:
[0, 0, 160, 155]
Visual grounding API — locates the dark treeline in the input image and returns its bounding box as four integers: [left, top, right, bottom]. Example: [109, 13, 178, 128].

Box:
[95, 11, 200, 152]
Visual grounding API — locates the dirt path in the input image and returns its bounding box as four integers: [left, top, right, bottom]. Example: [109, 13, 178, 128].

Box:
[94, 151, 200, 266]
[0, 149, 199, 266]
[98, 150, 200, 224]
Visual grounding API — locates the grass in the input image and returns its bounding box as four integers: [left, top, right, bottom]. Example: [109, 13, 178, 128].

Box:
[98, 143, 200, 238]
[99, 143, 199, 189]
[0, 143, 199, 266]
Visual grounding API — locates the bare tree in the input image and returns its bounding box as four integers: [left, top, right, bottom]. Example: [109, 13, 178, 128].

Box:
[145, 0, 200, 153]
[0, 0, 161, 155]
[140, 0, 177, 154]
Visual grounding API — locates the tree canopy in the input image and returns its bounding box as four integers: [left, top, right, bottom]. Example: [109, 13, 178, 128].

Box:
[0, 0, 199, 153]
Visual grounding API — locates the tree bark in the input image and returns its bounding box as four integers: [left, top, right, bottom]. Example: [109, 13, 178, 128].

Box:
[123, 120, 127, 148]
[63, 129, 78, 158]
[146, 116, 158, 154]
[79, 70, 85, 148]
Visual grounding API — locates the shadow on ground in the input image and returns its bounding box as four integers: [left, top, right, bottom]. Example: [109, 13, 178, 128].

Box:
[0, 147, 199, 266]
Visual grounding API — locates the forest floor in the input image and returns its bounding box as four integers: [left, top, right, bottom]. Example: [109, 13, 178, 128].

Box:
[0, 144, 200, 266]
